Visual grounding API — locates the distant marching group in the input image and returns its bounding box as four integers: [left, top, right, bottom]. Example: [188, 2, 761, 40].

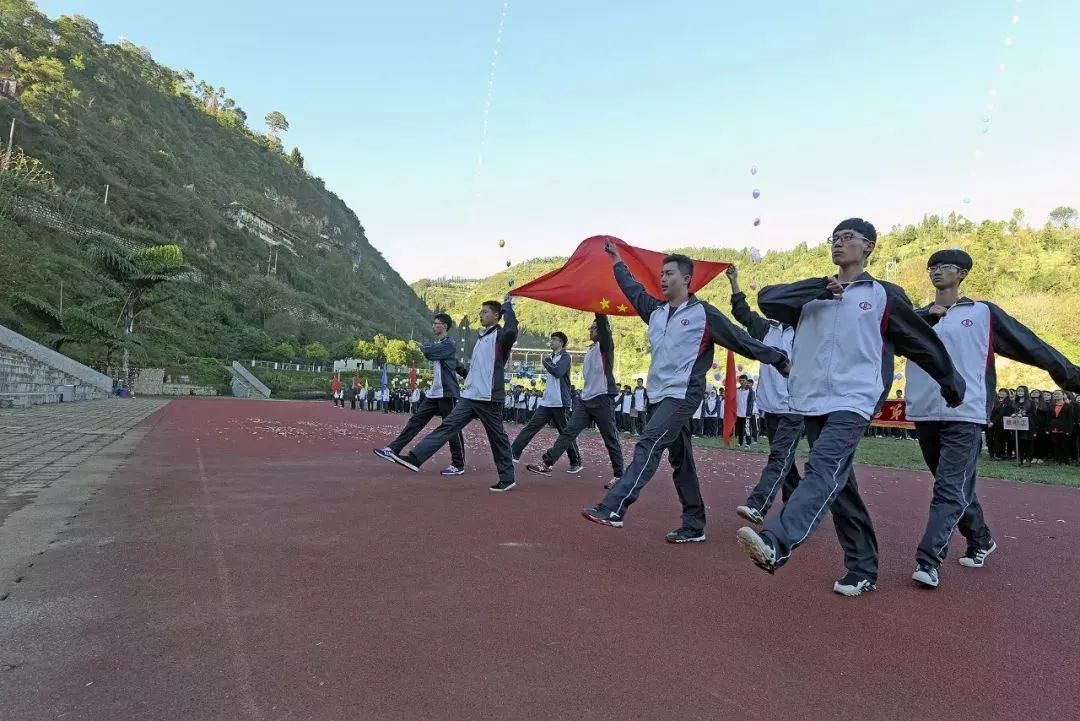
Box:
[371, 218, 1080, 596]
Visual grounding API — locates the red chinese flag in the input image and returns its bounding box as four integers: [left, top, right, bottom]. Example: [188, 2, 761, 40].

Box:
[509, 235, 730, 315]
[409, 362, 417, 390]
[723, 350, 737, 446]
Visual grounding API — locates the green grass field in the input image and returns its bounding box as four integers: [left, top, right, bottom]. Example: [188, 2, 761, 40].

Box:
[688, 434, 1080, 488]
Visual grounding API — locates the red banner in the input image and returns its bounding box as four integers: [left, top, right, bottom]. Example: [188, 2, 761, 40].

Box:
[870, 399, 915, 429]
[723, 351, 737, 446]
[508, 235, 730, 316]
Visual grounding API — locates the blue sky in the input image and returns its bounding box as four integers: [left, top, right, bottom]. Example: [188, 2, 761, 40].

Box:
[38, 0, 1080, 281]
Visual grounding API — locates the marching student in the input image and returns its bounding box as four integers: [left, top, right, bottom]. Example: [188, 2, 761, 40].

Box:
[526, 314, 624, 486]
[905, 249, 1080, 587]
[386, 298, 519, 492]
[510, 332, 583, 472]
[736, 218, 965, 596]
[725, 264, 802, 525]
[375, 313, 467, 476]
[582, 240, 789, 543]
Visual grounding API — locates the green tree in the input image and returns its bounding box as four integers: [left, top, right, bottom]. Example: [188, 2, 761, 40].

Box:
[3, 49, 80, 122]
[287, 146, 304, 169]
[264, 110, 289, 136]
[270, 341, 295, 360]
[384, 338, 409, 366]
[303, 341, 329, 362]
[13, 292, 126, 352]
[86, 240, 189, 378]
[1049, 206, 1077, 228]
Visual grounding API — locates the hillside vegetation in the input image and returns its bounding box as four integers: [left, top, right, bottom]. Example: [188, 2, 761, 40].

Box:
[0, 1, 431, 375]
[414, 211, 1080, 390]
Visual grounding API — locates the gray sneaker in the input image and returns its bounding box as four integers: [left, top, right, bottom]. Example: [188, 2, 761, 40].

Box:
[736, 505, 764, 525]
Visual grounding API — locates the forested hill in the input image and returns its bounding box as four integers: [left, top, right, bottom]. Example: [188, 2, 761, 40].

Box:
[413, 211, 1080, 390]
[0, 1, 430, 370]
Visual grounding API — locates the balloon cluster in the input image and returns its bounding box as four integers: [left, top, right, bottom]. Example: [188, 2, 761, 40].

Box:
[499, 238, 514, 287]
[966, 5, 1023, 206]
[750, 166, 761, 227]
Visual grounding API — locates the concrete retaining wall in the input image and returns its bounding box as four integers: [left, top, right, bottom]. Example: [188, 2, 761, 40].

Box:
[0, 325, 113, 407]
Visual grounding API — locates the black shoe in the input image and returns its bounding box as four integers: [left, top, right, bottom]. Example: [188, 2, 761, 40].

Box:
[912, 564, 940, 588]
[489, 478, 516, 492]
[581, 505, 623, 528]
[389, 451, 420, 472]
[525, 462, 552, 476]
[665, 526, 706, 544]
[833, 572, 877, 597]
[959, 540, 997, 568]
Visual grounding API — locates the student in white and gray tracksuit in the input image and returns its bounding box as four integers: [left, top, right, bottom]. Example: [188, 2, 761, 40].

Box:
[725, 265, 802, 524]
[527, 314, 624, 482]
[375, 313, 466, 475]
[906, 249, 1080, 588]
[388, 299, 519, 492]
[582, 241, 789, 543]
[511, 332, 583, 469]
[736, 218, 965, 596]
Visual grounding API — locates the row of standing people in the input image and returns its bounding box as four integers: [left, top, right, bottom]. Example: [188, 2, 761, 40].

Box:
[988, 387, 1080, 464]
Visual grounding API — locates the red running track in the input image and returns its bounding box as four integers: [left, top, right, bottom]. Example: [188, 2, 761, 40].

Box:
[2, 398, 1078, 720]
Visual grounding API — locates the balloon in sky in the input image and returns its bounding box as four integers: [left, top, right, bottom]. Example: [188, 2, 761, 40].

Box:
[1003, 37, 1013, 47]
[711, 362, 718, 370]
[998, 63, 1007, 73]
[988, 87, 998, 97]
[749, 247, 762, 263]
[505, 260, 511, 267]
[752, 189, 761, 199]
[1012, 15, 1020, 24]
[750, 166, 758, 175]
[498, 239, 506, 248]
[508, 277, 515, 287]
[894, 372, 904, 380]
[753, 218, 761, 227]
[749, 282, 758, 291]
[963, 197, 972, 204]
[713, 371, 723, 381]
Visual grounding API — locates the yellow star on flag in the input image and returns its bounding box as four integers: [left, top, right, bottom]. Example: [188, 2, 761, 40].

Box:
[599, 297, 611, 310]
[617, 304, 628, 313]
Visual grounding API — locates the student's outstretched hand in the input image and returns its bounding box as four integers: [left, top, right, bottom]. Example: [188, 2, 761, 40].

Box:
[825, 277, 844, 298]
[603, 238, 623, 264]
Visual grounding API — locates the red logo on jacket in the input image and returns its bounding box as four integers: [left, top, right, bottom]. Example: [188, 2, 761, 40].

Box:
[681, 318, 690, 326]
[859, 301, 873, 311]
[962, 319, 973, 327]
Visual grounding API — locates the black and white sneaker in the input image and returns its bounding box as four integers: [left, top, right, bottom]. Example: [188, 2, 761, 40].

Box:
[665, 527, 706, 544]
[582, 505, 623, 528]
[373, 447, 396, 462]
[440, 465, 465, 476]
[566, 465, 584, 474]
[833, 572, 877, 597]
[912, 564, 940, 588]
[959, 540, 997, 568]
[604, 477, 621, 490]
[525, 462, 552, 476]
[388, 451, 420, 472]
[735, 505, 764, 525]
[489, 478, 517, 492]
[736, 526, 776, 572]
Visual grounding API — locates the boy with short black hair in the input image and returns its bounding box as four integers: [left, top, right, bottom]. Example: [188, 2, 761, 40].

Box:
[375, 313, 467, 476]
[510, 331, 583, 472]
[737, 218, 966, 596]
[582, 243, 789, 543]
[905, 249, 1080, 587]
[387, 300, 519, 492]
